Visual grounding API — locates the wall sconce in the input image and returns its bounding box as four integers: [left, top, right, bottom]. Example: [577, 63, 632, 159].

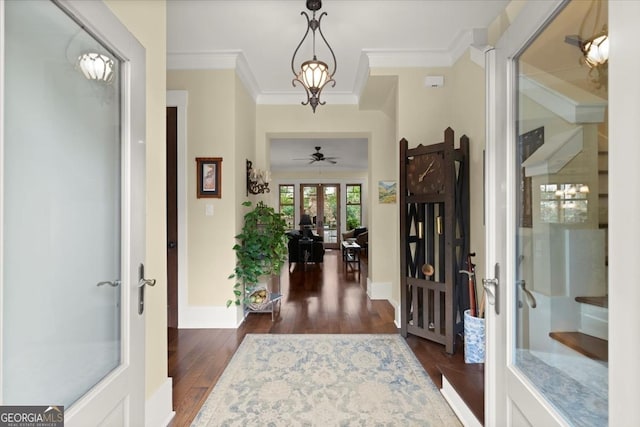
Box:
[77, 52, 115, 83]
[246, 159, 271, 196]
[291, 0, 337, 113]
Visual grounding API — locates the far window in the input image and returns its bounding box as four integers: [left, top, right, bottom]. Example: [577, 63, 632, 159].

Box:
[279, 185, 295, 229]
[539, 183, 589, 224]
[346, 184, 361, 230]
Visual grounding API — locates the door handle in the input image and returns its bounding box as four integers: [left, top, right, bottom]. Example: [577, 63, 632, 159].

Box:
[482, 263, 500, 315]
[97, 280, 121, 287]
[138, 263, 156, 315]
[516, 280, 537, 308]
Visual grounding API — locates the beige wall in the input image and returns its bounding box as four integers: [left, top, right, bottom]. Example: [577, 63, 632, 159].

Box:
[371, 56, 487, 307]
[450, 51, 487, 287]
[105, 0, 168, 400]
[167, 70, 246, 309]
[166, 53, 487, 325]
[255, 105, 398, 299]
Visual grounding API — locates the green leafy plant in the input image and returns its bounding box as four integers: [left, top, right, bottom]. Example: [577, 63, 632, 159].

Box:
[227, 201, 288, 307]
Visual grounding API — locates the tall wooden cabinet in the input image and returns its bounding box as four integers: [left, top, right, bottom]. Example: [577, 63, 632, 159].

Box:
[399, 127, 470, 354]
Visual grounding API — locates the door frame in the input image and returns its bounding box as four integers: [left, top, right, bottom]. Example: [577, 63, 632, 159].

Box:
[608, 2, 640, 425]
[166, 91, 188, 328]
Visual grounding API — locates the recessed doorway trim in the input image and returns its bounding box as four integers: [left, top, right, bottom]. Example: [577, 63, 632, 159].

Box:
[167, 90, 188, 327]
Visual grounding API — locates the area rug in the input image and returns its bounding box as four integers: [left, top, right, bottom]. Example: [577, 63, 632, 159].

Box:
[191, 334, 461, 426]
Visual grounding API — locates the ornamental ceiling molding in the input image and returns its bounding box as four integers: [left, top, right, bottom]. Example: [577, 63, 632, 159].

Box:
[166, 28, 487, 106]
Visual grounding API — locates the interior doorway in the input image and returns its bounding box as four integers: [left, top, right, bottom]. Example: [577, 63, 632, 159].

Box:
[300, 184, 340, 249]
[166, 107, 178, 328]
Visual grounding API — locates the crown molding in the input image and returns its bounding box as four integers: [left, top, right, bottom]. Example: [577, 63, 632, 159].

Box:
[519, 72, 607, 123]
[167, 50, 240, 69]
[364, 48, 453, 69]
[257, 92, 359, 106]
[167, 51, 260, 102]
[167, 29, 490, 106]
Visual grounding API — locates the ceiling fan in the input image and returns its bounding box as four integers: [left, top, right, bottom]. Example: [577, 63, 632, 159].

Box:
[295, 146, 338, 164]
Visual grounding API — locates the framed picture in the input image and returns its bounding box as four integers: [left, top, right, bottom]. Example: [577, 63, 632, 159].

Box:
[378, 180, 397, 204]
[196, 157, 222, 198]
[518, 127, 544, 227]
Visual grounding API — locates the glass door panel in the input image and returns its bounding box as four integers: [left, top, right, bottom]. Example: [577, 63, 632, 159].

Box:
[300, 184, 340, 249]
[514, 1, 608, 424]
[321, 185, 339, 248]
[3, 0, 122, 407]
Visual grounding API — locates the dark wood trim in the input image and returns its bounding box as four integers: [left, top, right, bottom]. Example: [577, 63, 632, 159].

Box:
[549, 331, 608, 362]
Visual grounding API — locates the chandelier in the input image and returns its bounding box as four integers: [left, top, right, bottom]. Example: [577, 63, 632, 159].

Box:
[291, 0, 336, 113]
[77, 52, 115, 83]
[565, 0, 608, 89]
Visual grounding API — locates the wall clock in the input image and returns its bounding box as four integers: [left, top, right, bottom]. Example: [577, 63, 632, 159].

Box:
[407, 152, 445, 194]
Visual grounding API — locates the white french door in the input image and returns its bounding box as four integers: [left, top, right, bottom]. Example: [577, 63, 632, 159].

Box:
[1, 1, 146, 425]
[486, 1, 640, 426]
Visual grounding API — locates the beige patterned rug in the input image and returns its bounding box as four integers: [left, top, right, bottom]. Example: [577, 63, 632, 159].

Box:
[191, 334, 461, 426]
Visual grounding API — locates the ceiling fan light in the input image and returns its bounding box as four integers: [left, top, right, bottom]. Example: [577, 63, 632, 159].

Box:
[582, 32, 609, 68]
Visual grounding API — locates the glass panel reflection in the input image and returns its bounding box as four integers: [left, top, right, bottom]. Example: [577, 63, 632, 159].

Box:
[514, 1, 608, 425]
[3, 0, 122, 407]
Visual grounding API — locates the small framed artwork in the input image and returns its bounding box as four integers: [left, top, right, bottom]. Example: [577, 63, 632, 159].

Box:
[196, 157, 222, 198]
[378, 180, 397, 204]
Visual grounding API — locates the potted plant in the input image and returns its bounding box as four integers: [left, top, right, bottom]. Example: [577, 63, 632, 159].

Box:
[227, 201, 288, 308]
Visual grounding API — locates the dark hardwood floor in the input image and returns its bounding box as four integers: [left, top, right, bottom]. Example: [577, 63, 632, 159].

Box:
[168, 249, 480, 427]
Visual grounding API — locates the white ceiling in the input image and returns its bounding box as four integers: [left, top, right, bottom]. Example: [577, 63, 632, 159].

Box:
[166, 0, 510, 169]
[270, 138, 368, 172]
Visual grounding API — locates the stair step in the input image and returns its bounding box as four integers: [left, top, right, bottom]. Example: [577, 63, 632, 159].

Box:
[549, 331, 608, 362]
[575, 295, 608, 308]
[438, 363, 484, 425]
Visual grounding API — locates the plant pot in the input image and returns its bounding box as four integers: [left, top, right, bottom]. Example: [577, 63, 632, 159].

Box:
[464, 309, 485, 363]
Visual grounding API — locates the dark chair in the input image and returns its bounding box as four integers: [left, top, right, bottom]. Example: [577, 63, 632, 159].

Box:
[286, 230, 325, 269]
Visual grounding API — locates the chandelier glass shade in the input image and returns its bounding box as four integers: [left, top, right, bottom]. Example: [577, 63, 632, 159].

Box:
[291, 0, 336, 112]
[77, 52, 115, 83]
[582, 30, 609, 68]
[300, 59, 330, 92]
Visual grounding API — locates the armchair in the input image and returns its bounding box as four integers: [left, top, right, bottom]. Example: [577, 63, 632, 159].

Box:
[342, 227, 368, 253]
[286, 230, 325, 269]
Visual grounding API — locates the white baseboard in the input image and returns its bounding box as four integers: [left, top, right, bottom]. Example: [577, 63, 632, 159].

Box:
[179, 304, 243, 328]
[440, 377, 482, 427]
[388, 297, 401, 328]
[367, 279, 392, 300]
[146, 377, 175, 427]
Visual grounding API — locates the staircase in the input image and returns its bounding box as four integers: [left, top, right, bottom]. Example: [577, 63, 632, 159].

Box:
[549, 123, 610, 364]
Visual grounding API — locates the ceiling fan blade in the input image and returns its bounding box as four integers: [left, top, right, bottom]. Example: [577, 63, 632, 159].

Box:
[328, 160, 337, 164]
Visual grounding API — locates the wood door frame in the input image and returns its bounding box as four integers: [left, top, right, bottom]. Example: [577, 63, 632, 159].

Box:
[166, 91, 188, 328]
[166, 107, 178, 328]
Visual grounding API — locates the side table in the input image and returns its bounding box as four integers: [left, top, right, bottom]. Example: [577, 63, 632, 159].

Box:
[341, 241, 361, 272]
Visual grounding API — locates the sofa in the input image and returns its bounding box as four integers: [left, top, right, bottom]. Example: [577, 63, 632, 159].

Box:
[342, 227, 368, 253]
[286, 230, 325, 269]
